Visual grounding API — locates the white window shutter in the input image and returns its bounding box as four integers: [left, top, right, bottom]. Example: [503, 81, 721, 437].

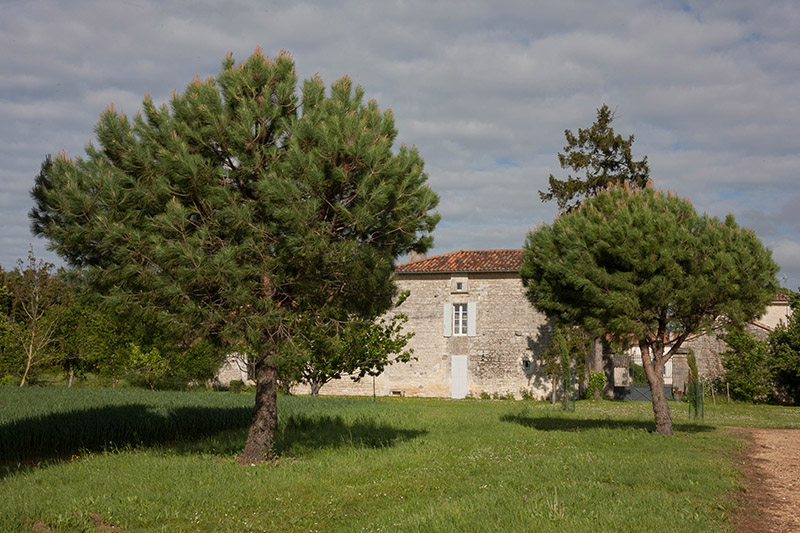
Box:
[467, 302, 477, 336]
[443, 302, 452, 337]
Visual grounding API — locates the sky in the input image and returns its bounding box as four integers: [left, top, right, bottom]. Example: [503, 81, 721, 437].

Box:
[2, 0, 799, 288]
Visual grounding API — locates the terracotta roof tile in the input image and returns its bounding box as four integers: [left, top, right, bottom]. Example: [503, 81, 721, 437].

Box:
[775, 293, 789, 302]
[396, 249, 523, 273]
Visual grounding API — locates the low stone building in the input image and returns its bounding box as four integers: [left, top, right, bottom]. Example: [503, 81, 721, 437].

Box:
[672, 294, 791, 391]
[302, 249, 556, 399]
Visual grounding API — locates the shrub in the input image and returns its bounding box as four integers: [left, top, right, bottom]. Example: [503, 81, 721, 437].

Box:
[721, 330, 772, 402]
[519, 388, 535, 400]
[584, 371, 606, 400]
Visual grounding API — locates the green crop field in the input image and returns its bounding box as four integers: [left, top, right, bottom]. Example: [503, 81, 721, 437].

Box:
[1, 387, 798, 532]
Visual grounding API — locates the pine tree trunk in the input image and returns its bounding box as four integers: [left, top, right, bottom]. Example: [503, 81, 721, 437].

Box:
[640, 342, 673, 436]
[648, 376, 673, 435]
[238, 354, 278, 464]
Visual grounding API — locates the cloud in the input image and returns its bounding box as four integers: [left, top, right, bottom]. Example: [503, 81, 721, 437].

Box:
[1, 0, 799, 290]
[769, 239, 800, 290]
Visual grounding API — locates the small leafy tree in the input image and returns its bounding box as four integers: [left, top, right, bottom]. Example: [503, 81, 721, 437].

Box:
[30, 49, 438, 462]
[127, 343, 170, 390]
[346, 310, 415, 392]
[542, 324, 590, 405]
[169, 337, 223, 386]
[51, 303, 99, 386]
[0, 281, 22, 382]
[720, 329, 772, 402]
[522, 185, 778, 435]
[4, 249, 70, 386]
[539, 104, 649, 213]
[287, 294, 415, 396]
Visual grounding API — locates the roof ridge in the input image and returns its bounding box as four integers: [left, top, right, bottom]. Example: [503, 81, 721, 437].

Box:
[396, 249, 523, 273]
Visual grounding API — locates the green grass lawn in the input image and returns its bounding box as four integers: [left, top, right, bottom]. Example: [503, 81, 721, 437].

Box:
[1, 387, 798, 532]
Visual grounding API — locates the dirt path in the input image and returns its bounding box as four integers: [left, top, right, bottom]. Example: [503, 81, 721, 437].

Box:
[733, 428, 800, 532]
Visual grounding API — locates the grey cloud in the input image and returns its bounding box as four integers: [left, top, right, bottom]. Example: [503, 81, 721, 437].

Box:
[1, 0, 799, 286]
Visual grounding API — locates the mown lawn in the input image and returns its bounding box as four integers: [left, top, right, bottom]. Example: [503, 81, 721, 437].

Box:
[1, 387, 798, 532]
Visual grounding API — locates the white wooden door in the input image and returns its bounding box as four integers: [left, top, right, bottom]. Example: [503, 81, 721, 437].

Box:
[451, 355, 468, 399]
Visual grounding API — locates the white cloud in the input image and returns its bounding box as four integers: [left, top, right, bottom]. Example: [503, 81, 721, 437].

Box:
[1, 0, 799, 288]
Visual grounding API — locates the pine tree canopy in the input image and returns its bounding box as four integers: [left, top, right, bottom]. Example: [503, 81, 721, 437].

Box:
[29, 49, 439, 461]
[539, 104, 650, 212]
[524, 184, 777, 345]
[521, 184, 778, 434]
[30, 48, 438, 349]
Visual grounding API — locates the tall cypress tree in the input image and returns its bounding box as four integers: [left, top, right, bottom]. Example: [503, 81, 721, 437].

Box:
[539, 104, 649, 212]
[30, 49, 439, 462]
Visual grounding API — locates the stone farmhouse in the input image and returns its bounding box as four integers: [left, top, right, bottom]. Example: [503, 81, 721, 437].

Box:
[222, 249, 791, 399]
[298, 249, 555, 399]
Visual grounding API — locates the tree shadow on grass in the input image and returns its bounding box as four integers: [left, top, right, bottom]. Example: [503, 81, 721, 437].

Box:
[274, 414, 426, 456]
[500, 413, 714, 434]
[0, 405, 425, 477]
[173, 413, 427, 458]
[0, 404, 252, 476]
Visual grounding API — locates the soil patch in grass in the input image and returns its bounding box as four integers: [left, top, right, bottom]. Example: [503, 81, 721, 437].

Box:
[733, 427, 800, 533]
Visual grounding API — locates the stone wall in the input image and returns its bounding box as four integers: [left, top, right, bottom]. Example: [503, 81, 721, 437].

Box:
[676, 322, 771, 390]
[759, 301, 790, 329]
[297, 272, 554, 399]
[216, 353, 254, 386]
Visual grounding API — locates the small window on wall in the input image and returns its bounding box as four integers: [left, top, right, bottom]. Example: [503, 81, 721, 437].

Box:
[451, 277, 468, 293]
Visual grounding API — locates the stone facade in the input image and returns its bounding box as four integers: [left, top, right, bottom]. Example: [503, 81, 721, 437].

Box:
[670, 295, 790, 391]
[758, 295, 791, 330]
[297, 250, 556, 399]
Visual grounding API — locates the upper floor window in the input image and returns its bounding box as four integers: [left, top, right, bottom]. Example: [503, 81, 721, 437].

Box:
[443, 302, 476, 337]
[453, 303, 468, 336]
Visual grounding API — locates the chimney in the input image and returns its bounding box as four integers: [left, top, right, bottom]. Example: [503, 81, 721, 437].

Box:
[407, 251, 427, 263]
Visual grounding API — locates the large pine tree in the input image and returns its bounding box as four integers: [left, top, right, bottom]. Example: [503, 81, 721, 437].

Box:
[30, 49, 439, 462]
[522, 185, 778, 434]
